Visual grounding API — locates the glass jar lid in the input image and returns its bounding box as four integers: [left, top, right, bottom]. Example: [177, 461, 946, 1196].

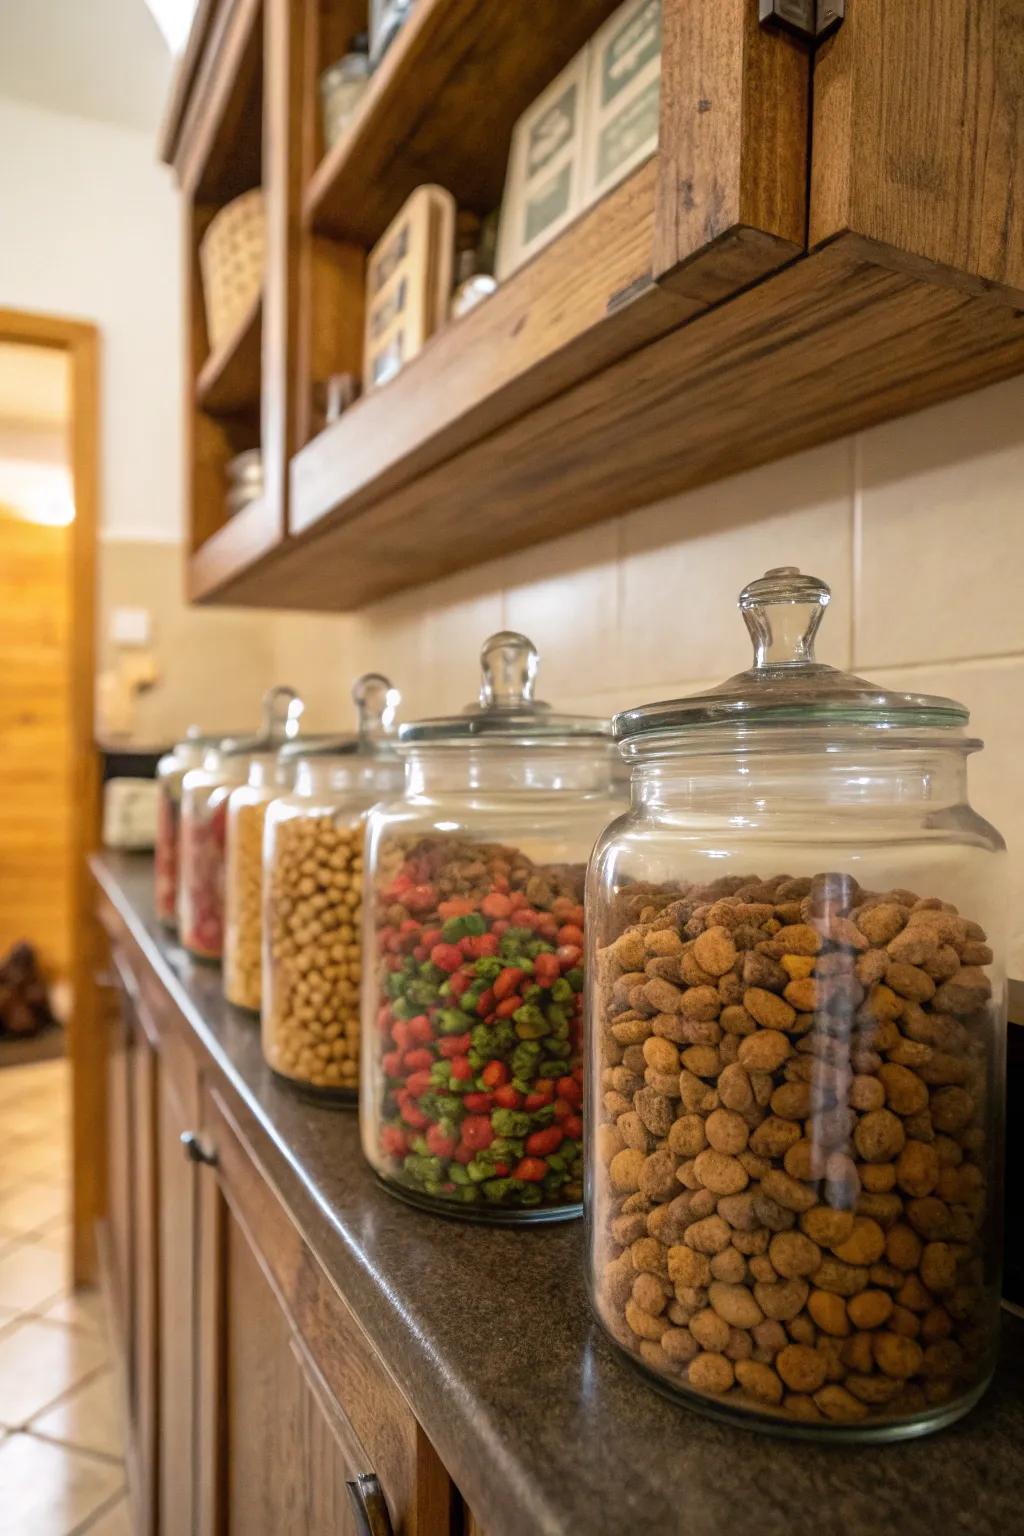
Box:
[279, 673, 400, 762]
[221, 686, 305, 758]
[399, 631, 612, 746]
[614, 567, 970, 747]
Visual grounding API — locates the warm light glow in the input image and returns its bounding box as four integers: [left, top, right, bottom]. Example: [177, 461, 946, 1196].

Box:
[143, 0, 199, 53]
[0, 461, 75, 527]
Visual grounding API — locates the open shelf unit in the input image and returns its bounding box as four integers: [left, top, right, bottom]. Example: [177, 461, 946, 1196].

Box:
[164, 0, 1024, 611]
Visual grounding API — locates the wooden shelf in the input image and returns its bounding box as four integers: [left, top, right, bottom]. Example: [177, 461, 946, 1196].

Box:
[304, 0, 627, 244]
[187, 494, 282, 603]
[196, 294, 262, 415]
[292, 156, 696, 538]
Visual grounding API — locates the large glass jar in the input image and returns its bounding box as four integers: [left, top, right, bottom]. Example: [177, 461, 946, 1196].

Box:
[360, 632, 626, 1222]
[155, 729, 214, 930]
[179, 688, 302, 962]
[262, 675, 402, 1102]
[586, 567, 1006, 1440]
[223, 753, 293, 1012]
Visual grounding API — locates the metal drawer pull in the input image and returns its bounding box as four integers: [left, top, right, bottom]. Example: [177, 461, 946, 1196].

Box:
[180, 1131, 218, 1167]
[345, 1474, 394, 1536]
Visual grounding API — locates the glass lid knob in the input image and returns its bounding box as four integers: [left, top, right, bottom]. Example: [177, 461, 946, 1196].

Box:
[478, 631, 540, 710]
[352, 672, 399, 736]
[738, 567, 831, 670]
[261, 685, 304, 742]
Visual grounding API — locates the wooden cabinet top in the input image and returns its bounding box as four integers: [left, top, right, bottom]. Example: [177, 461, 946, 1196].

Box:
[92, 851, 1024, 1536]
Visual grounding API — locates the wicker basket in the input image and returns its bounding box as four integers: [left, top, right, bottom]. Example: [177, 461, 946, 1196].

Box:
[199, 189, 265, 351]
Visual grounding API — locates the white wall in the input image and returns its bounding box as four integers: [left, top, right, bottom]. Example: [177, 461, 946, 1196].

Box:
[0, 95, 183, 542]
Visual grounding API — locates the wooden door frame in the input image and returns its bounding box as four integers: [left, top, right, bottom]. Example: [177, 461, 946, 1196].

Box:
[0, 307, 101, 1285]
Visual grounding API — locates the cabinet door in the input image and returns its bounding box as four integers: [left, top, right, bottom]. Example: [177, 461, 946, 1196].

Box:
[129, 994, 160, 1536]
[156, 1060, 200, 1536]
[195, 1085, 452, 1536]
[104, 974, 134, 1370]
[809, 0, 1024, 302]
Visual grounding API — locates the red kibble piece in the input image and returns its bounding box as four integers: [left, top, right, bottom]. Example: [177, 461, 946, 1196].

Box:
[404, 884, 438, 914]
[513, 1157, 547, 1183]
[495, 995, 523, 1018]
[552, 1098, 573, 1122]
[439, 1033, 472, 1058]
[390, 1020, 411, 1050]
[437, 897, 474, 919]
[525, 1125, 564, 1157]
[450, 1057, 473, 1081]
[426, 1125, 456, 1159]
[448, 970, 472, 998]
[493, 1085, 523, 1109]
[407, 1015, 434, 1043]
[474, 988, 496, 1017]
[557, 924, 585, 947]
[430, 943, 464, 973]
[380, 1126, 407, 1158]
[461, 1115, 494, 1151]
[481, 1060, 510, 1088]
[493, 967, 525, 1001]
[402, 1048, 434, 1073]
[557, 1075, 582, 1106]
[399, 1100, 429, 1129]
[563, 1114, 583, 1141]
[462, 1092, 493, 1113]
[381, 1049, 402, 1077]
[481, 891, 513, 919]
[557, 944, 582, 969]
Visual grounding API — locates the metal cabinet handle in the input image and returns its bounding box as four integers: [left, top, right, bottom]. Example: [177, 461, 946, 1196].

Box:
[345, 1474, 394, 1536]
[180, 1131, 218, 1167]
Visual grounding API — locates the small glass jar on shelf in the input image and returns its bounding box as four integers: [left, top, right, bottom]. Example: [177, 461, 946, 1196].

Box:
[179, 688, 303, 963]
[262, 674, 402, 1102]
[360, 632, 627, 1223]
[586, 567, 1006, 1440]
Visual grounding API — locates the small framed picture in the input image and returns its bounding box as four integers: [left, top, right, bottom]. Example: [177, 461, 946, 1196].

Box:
[496, 50, 590, 282]
[363, 185, 455, 392]
[584, 0, 662, 206]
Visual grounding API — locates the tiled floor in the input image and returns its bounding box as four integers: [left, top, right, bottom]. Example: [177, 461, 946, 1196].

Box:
[0, 1059, 129, 1535]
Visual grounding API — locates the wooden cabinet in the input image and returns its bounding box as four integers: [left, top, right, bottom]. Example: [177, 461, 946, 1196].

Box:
[161, 0, 1024, 611]
[96, 895, 457, 1536]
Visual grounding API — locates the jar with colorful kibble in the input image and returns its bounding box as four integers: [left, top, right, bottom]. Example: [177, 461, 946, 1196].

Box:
[179, 687, 303, 963]
[360, 632, 626, 1222]
[262, 674, 402, 1101]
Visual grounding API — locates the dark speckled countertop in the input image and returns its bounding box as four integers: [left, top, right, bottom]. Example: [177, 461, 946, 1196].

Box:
[93, 852, 1024, 1536]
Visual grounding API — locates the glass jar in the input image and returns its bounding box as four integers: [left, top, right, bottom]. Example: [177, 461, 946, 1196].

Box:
[360, 632, 626, 1222]
[262, 675, 402, 1102]
[155, 729, 215, 930]
[586, 567, 1006, 1440]
[179, 688, 303, 963]
[223, 753, 293, 1012]
[319, 34, 371, 151]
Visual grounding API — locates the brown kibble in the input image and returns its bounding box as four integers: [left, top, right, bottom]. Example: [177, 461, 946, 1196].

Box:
[801, 1205, 857, 1248]
[609, 1148, 646, 1193]
[687, 1352, 735, 1395]
[831, 1217, 886, 1267]
[776, 1343, 828, 1393]
[661, 1327, 699, 1365]
[632, 1272, 668, 1315]
[768, 1230, 822, 1280]
[932, 967, 992, 1016]
[693, 925, 739, 977]
[854, 1109, 906, 1163]
[690, 1308, 731, 1352]
[906, 1197, 951, 1240]
[667, 1246, 712, 1288]
[680, 1044, 721, 1079]
[635, 1087, 677, 1136]
[930, 1086, 975, 1134]
[873, 1331, 924, 1379]
[705, 1107, 750, 1154]
[847, 1289, 894, 1330]
[812, 1256, 869, 1297]
[770, 1081, 812, 1120]
[878, 1062, 930, 1116]
[708, 1281, 764, 1329]
[639, 1149, 680, 1201]
[694, 1150, 749, 1196]
[735, 1359, 784, 1406]
[684, 1216, 733, 1255]
[625, 1299, 669, 1341]
[856, 903, 908, 946]
[886, 961, 936, 1003]
[896, 1140, 940, 1198]
[885, 1225, 923, 1271]
[710, 1247, 747, 1285]
[773, 924, 822, 956]
[668, 1114, 708, 1158]
[761, 1168, 818, 1213]
[920, 1242, 958, 1294]
[630, 1237, 668, 1275]
[717, 1062, 755, 1111]
[750, 1116, 802, 1160]
[753, 1277, 809, 1322]
[808, 1289, 850, 1337]
[642, 1035, 680, 1075]
[744, 987, 797, 1031]
[813, 1384, 869, 1422]
[783, 1139, 827, 1182]
[860, 1162, 897, 1193]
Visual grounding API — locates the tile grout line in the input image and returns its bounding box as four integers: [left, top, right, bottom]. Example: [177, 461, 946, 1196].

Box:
[65, 1484, 129, 1536]
[22, 1424, 124, 1469]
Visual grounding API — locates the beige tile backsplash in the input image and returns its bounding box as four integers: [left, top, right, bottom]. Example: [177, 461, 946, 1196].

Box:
[100, 376, 1024, 971]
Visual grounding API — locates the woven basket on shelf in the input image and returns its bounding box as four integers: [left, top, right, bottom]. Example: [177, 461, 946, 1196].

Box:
[199, 189, 265, 351]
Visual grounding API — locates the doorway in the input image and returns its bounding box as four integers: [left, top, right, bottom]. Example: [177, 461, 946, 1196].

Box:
[0, 309, 99, 1285]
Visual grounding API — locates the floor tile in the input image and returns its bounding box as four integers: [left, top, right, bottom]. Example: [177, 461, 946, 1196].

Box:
[37, 1291, 108, 1337]
[31, 1223, 71, 1256]
[0, 1242, 66, 1312]
[0, 1432, 123, 1536]
[0, 1182, 67, 1236]
[30, 1369, 122, 1461]
[0, 1319, 107, 1426]
[76, 1491, 130, 1535]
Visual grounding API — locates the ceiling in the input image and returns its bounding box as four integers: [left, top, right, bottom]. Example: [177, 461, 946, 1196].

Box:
[0, 0, 177, 133]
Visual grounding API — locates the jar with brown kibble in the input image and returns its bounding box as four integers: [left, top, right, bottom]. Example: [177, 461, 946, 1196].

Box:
[585, 568, 1006, 1441]
[261, 674, 402, 1102]
[180, 688, 303, 963]
[224, 751, 296, 1012]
